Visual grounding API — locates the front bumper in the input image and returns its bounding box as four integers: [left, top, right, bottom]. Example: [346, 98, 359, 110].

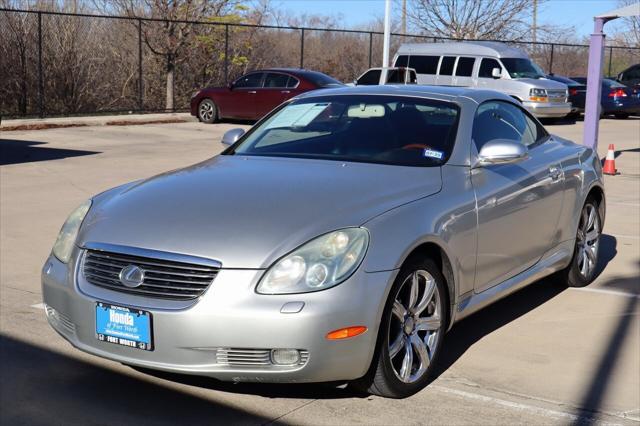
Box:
[41, 248, 395, 383]
[522, 101, 572, 118]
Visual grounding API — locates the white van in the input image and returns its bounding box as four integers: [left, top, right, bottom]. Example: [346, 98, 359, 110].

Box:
[393, 41, 571, 118]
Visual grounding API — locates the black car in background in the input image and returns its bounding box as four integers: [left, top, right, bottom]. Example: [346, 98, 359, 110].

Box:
[547, 74, 586, 116]
[571, 77, 640, 119]
[617, 64, 640, 89]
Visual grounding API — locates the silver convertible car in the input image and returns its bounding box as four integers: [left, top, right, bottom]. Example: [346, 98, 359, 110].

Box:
[42, 86, 605, 398]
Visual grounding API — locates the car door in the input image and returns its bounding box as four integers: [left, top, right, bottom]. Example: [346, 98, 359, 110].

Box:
[452, 57, 475, 87]
[476, 57, 503, 90]
[225, 72, 264, 119]
[471, 100, 565, 293]
[255, 72, 292, 118]
[436, 56, 456, 86]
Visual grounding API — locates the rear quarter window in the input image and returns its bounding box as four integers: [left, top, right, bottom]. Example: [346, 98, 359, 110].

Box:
[409, 55, 439, 74]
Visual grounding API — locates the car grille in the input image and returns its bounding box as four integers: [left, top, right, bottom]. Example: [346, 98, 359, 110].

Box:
[216, 348, 310, 367]
[546, 89, 567, 102]
[83, 249, 219, 300]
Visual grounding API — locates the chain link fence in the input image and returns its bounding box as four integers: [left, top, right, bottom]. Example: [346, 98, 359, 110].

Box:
[2, 8, 639, 119]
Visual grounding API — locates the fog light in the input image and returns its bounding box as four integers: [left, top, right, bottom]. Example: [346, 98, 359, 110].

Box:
[271, 348, 300, 365]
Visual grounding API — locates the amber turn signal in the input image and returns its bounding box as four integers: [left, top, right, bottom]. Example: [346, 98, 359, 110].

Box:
[326, 326, 367, 340]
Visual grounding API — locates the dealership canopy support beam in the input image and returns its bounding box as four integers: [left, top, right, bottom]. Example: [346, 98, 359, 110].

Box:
[583, 2, 640, 150]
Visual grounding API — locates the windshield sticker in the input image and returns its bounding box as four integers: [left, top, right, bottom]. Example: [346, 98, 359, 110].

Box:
[267, 103, 329, 129]
[423, 149, 444, 160]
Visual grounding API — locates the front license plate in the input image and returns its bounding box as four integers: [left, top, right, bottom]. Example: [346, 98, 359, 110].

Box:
[95, 302, 153, 351]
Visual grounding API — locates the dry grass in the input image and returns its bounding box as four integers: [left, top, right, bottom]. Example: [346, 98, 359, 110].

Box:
[0, 123, 89, 132]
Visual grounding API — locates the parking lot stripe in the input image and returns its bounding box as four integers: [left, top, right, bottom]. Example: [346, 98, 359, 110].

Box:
[30, 303, 45, 310]
[432, 386, 618, 425]
[608, 233, 640, 240]
[569, 287, 640, 299]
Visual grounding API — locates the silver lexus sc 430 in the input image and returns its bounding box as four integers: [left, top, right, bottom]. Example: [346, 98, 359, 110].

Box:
[42, 86, 605, 398]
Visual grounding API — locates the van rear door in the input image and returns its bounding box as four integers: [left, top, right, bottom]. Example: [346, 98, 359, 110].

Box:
[452, 57, 476, 87]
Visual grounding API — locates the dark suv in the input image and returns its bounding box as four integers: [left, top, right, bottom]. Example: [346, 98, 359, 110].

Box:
[617, 64, 640, 89]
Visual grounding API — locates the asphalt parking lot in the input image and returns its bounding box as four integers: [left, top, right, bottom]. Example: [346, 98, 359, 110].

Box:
[1, 117, 638, 425]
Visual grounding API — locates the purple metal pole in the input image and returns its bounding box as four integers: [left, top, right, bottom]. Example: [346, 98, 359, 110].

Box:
[583, 18, 608, 150]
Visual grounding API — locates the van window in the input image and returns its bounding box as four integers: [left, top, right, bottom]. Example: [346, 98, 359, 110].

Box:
[395, 55, 409, 67]
[455, 57, 475, 77]
[439, 57, 456, 76]
[409, 56, 439, 74]
[478, 58, 501, 78]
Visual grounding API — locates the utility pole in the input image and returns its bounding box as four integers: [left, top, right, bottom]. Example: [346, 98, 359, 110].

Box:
[402, 0, 406, 34]
[532, 0, 537, 43]
[383, 0, 392, 67]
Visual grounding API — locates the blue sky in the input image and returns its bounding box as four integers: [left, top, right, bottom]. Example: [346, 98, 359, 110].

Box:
[275, 0, 626, 40]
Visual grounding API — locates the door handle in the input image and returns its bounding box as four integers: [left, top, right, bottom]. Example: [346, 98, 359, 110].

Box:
[280, 90, 290, 94]
[548, 165, 562, 181]
[248, 90, 257, 94]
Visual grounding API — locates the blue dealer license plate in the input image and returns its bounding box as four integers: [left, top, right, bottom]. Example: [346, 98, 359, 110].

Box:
[95, 303, 153, 351]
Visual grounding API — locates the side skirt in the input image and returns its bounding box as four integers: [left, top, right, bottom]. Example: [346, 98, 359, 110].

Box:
[452, 239, 574, 324]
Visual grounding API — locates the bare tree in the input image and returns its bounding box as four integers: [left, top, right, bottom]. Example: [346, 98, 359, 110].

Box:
[407, 0, 537, 41]
[615, 0, 640, 47]
[95, 0, 240, 110]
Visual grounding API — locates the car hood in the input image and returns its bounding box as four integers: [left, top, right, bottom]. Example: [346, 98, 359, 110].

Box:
[78, 155, 442, 269]
[516, 78, 568, 90]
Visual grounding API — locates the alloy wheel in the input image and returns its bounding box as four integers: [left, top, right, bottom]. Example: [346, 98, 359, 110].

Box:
[576, 203, 600, 278]
[388, 270, 442, 384]
[199, 100, 215, 122]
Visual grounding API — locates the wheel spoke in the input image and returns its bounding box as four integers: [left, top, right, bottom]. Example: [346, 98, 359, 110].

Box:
[580, 250, 589, 275]
[581, 208, 589, 230]
[585, 246, 597, 264]
[392, 300, 406, 320]
[399, 338, 413, 382]
[408, 272, 419, 309]
[586, 229, 599, 243]
[587, 207, 596, 230]
[411, 334, 431, 370]
[389, 334, 404, 358]
[415, 315, 441, 332]
[413, 277, 436, 316]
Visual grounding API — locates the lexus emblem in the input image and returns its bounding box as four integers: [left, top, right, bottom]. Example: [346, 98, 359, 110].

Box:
[119, 265, 145, 288]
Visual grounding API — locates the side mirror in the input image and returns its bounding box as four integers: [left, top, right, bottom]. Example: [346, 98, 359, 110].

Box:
[491, 67, 503, 79]
[475, 139, 528, 166]
[221, 128, 245, 146]
[227, 82, 234, 89]
[353, 79, 358, 86]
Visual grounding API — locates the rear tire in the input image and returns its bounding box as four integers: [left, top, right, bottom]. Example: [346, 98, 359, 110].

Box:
[614, 113, 629, 119]
[351, 258, 448, 398]
[197, 99, 218, 123]
[557, 197, 602, 287]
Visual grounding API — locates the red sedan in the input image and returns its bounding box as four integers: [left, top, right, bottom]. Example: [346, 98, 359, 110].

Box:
[190, 68, 343, 123]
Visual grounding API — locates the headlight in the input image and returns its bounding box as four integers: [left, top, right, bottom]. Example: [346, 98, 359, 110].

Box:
[257, 228, 369, 294]
[529, 88, 548, 102]
[51, 199, 92, 263]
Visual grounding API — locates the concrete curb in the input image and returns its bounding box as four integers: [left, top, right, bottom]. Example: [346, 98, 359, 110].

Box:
[1, 113, 196, 132]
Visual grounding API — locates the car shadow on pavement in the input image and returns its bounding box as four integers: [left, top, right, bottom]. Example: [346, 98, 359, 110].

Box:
[574, 268, 639, 424]
[0, 334, 270, 425]
[0, 139, 99, 166]
[130, 367, 360, 400]
[430, 234, 618, 383]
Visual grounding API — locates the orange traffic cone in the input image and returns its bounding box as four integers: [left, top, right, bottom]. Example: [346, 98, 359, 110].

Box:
[603, 144, 617, 175]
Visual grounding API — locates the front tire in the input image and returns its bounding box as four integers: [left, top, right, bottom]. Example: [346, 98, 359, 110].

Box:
[352, 258, 447, 398]
[614, 113, 629, 119]
[197, 99, 218, 123]
[558, 197, 602, 287]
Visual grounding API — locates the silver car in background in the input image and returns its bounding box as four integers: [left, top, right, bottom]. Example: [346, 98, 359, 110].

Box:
[43, 86, 604, 398]
[394, 42, 572, 118]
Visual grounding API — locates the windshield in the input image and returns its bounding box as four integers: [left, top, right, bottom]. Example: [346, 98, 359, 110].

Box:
[303, 71, 343, 87]
[229, 95, 460, 166]
[501, 58, 546, 79]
